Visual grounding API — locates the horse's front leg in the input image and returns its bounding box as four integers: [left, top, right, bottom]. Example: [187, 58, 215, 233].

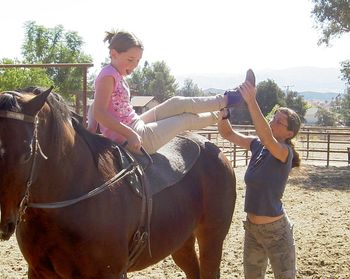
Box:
[99, 273, 127, 279]
[28, 268, 60, 279]
[27, 269, 38, 279]
[95, 271, 127, 279]
[28, 268, 126, 279]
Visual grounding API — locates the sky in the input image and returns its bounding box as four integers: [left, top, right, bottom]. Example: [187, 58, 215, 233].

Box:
[1, 0, 349, 91]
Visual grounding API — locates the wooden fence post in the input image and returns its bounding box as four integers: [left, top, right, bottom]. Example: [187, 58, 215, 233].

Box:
[306, 129, 310, 159]
[326, 133, 330, 167]
[233, 144, 237, 168]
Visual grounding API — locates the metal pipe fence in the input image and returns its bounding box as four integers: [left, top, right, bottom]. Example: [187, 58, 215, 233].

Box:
[196, 125, 350, 167]
[1, 64, 349, 167]
[0, 63, 94, 125]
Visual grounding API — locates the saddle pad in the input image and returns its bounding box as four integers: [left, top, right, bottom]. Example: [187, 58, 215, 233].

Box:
[133, 135, 201, 195]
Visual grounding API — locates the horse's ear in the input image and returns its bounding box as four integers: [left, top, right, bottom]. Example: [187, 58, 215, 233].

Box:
[22, 86, 54, 115]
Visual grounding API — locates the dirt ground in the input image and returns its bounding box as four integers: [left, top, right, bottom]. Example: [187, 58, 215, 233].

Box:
[1, 164, 349, 279]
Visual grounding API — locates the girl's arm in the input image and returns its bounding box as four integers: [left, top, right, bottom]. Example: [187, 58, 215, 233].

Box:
[93, 75, 142, 151]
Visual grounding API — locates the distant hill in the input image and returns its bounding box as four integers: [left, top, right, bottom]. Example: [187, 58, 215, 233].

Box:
[176, 66, 347, 94]
[203, 88, 339, 102]
[203, 88, 225, 95]
[298, 91, 341, 101]
[203, 89, 340, 102]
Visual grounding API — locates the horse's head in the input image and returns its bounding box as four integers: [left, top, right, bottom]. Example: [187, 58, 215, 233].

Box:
[0, 87, 52, 240]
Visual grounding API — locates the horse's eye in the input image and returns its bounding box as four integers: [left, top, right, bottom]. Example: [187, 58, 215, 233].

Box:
[0, 139, 5, 160]
[19, 141, 33, 164]
[19, 152, 32, 164]
[0, 147, 5, 160]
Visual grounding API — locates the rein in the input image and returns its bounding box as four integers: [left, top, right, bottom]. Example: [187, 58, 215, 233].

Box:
[27, 163, 137, 209]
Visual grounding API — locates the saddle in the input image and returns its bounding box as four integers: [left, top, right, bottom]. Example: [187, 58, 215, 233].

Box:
[73, 120, 203, 271]
[120, 134, 201, 197]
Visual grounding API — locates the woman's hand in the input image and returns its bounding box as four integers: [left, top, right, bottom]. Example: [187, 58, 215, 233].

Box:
[239, 81, 256, 105]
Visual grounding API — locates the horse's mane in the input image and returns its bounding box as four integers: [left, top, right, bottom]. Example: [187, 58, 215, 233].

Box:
[20, 87, 74, 158]
[1, 88, 74, 147]
[1, 87, 118, 170]
[72, 119, 122, 174]
[0, 92, 21, 112]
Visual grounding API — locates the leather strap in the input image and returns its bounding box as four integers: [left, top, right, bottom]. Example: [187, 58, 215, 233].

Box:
[0, 110, 35, 123]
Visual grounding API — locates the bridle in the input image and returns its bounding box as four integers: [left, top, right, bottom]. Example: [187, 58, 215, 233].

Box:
[0, 108, 138, 216]
[0, 110, 35, 123]
[0, 109, 46, 214]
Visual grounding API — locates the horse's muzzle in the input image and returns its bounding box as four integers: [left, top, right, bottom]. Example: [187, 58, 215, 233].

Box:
[0, 220, 16, 241]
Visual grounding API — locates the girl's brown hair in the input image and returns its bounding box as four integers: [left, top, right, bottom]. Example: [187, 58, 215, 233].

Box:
[104, 30, 144, 53]
[278, 107, 301, 168]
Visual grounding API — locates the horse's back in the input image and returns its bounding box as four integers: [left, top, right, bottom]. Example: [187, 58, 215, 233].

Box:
[184, 132, 236, 227]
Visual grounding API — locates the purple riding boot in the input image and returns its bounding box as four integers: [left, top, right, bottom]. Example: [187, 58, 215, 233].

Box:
[225, 69, 255, 107]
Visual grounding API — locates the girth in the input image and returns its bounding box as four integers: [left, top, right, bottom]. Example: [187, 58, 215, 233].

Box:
[113, 145, 153, 272]
[114, 135, 201, 272]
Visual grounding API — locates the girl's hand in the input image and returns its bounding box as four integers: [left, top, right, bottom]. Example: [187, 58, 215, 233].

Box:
[219, 108, 230, 120]
[126, 131, 143, 154]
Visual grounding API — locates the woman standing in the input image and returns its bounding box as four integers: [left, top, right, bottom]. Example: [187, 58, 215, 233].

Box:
[218, 72, 301, 279]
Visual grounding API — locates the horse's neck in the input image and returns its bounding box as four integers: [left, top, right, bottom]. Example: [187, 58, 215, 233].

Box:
[34, 131, 100, 201]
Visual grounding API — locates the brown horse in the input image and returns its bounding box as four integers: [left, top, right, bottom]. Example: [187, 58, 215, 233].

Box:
[0, 87, 236, 279]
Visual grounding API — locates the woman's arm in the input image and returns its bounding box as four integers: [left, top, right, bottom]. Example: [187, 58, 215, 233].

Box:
[239, 82, 289, 162]
[218, 110, 255, 150]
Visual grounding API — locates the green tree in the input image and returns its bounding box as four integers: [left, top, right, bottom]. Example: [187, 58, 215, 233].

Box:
[256, 79, 285, 116]
[311, 0, 350, 83]
[229, 106, 252, 125]
[177, 79, 204, 97]
[315, 106, 337, 126]
[128, 62, 148, 96]
[128, 61, 178, 102]
[21, 21, 93, 99]
[285, 91, 309, 122]
[229, 80, 285, 125]
[340, 60, 350, 84]
[0, 58, 52, 91]
[339, 87, 350, 125]
[311, 0, 350, 46]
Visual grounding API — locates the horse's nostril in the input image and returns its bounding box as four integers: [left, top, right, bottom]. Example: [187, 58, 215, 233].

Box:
[7, 222, 15, 234]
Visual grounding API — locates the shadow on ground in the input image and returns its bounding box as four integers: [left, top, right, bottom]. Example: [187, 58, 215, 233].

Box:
[289, 165, 350, 191]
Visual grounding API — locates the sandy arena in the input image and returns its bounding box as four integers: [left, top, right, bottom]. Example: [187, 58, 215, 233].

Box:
[1, 164, 349, 279]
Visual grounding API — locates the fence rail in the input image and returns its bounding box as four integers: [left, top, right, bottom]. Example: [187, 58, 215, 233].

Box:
[196, 126, 350, 167]
[1, 64, 349, 167]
